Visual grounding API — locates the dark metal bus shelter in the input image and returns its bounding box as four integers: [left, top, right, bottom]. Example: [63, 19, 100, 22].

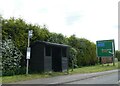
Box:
[30, 41, 69, 73]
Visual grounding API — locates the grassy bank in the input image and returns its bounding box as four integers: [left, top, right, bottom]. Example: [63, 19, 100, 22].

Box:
[69, 62, 119, 74]
[1, 62, 119, 83]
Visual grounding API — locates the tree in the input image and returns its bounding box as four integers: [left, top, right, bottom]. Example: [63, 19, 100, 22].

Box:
[31, 25, 50, 42]
[2, 17, 28, 51]
[68, 36, 97, 67]
[67, 34, 78, 48]
[2, 16, 98, 74]
[48, 33, 67, 44]
[77, 38, 97, 66]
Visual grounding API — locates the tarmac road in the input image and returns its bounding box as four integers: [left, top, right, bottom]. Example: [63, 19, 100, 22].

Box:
[66, 72, 119, 84]
[10, 69, 119, 84]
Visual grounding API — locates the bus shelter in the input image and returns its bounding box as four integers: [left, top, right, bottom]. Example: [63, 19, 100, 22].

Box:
[30, 41, 69, 73]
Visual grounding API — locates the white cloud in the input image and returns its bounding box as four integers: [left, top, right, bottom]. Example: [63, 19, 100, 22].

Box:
[0, 0, 119, 49]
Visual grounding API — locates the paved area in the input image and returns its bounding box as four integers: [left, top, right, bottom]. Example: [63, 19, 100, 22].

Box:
[66, 72, 118, 84]
[11, 69, 119, 84]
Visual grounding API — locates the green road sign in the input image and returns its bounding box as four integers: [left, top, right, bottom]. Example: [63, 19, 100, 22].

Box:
[96, 40, 115, 57]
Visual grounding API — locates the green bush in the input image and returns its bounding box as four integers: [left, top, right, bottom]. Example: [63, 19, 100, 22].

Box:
[68, 47, 78, 68]
[115, 50, 120, 61]
[2, 38, 23, 76]
[68, 35, 97, 67]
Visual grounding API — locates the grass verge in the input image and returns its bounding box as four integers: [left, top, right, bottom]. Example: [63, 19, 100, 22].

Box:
[1, 62, 119, 84]
[69, 62, 119, 74]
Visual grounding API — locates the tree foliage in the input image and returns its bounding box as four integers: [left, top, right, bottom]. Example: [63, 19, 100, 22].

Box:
[2, 38, 23, 76]
[115, 50, 120, 61]
[68, 35, 97, 66]
[68, 47, 78, 68]
[2, 16, 98, 76]
[2, 18, 28, 52]
[48, 33, 68, 44]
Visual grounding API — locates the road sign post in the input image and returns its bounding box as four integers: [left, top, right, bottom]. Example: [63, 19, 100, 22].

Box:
[96, 40, 115, 66]
[26, 30, 33, 75]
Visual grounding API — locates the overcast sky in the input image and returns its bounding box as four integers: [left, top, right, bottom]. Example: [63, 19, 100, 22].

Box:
[0, 0, 119, 50]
